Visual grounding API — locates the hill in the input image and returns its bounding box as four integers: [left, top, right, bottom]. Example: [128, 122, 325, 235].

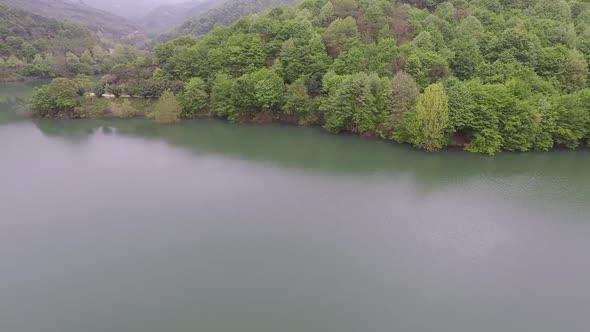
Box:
[139, 0, 220, 35]
[6, 0, 143, 41]
[80, 0, 190, 21]
[0, 0, 140, 81]
[169, 0, 301, 38]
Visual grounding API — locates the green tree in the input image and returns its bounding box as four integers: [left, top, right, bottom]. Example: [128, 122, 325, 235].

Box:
[445, 78, 476, 133]
[577, 29, 590, 64]
[30, 78, 80, 117]
[19, 54, 54, 77]
[403, 82, 450, 151]
[109, 99, 138, 119]
[80, 50, 94, 64]
[6, 55, 24, 68]
[536, 46, 568, 79]
[533, 0, 572, 21]
[385, 71, 418, 136]
[94, 82, 105, 98]
[322, 72, 377, 134]
[152, 90, 181, 124]
[178, 77, 209, 117]
[107, 84, 122, 98]
[223, 33, 266, 76]
[563, 49, 588, 92]
[499, 95, 536, 151]
[552, 91, 590, 148]
[210, 73, 238, 120]
[492, 28, 540, 65]
[332, 46, 365, 74]
[413, 31, 436, 51]
[457, 16, 485, 40]
[284, 77, 311, 115]
[277, 33, 330, 84]
[318, 1, 336, 26]
[322, 17, 360, 57]
[451, 38, 483, 80]
[461, 81, 511, 155]
[331, 0, 358, 18]
[248, 68, 285, 111]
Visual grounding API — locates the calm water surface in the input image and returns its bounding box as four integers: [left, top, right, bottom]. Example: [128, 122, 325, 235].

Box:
[1, 83, 589, 332]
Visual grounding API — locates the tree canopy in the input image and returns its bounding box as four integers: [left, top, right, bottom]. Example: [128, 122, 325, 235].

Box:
[30, 0, 590, 154]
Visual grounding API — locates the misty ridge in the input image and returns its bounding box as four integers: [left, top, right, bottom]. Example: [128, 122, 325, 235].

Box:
[4, 0, 296, 36]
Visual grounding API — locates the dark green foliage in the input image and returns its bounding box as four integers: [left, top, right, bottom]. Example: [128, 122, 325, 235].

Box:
[107, 85, 122, 98]
[552, 90, 590, 149]
[178, 78, 209, 117]
[233, 68, 285, 112]
[277, 33, 330, 84]
[284, 76, 312, 116]
[94, 83, 105, 98]
[384, 71, 419, 137]
[321, 72, 391, 135]
[30, 77, 85, 118]
[451, 38, 483, 80]
[210, 73, 238, 120]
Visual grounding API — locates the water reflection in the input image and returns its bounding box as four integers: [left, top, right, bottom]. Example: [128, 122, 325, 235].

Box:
[29, 119, 590, 202]
[0, 80, 49, 123]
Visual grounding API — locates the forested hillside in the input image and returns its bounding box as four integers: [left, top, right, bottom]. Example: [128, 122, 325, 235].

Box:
[5, 0, 143, 41]
[32, 0, 590, 154]
[139, 0, 220, 35]
[170, 0, 301, 38]
[81, 0, 190, 21]
[0, 0, 141, 81]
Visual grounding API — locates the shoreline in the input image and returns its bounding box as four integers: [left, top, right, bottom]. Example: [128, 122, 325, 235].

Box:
[34, 114, 590, 154]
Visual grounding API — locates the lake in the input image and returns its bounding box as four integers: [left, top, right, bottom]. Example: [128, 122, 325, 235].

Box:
[1, 82, 589, 332]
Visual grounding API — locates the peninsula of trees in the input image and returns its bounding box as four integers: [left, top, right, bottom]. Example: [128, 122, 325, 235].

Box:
[30, 0, 590, 154]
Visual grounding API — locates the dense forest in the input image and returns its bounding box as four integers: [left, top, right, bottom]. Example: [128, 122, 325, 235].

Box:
[30, 0, 590, 154]
[0, 0, 142, 81]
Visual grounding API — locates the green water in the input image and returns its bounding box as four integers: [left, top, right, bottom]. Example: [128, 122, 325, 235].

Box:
[1, 83, 589, 332]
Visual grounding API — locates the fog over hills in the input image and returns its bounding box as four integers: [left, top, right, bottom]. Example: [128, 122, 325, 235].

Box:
[6, 0, 141, 39]
[171, 0, 300, 38]
[138, 0, 220, 35]
[80, 0, 195, 20]
[4, 0, 300, 38]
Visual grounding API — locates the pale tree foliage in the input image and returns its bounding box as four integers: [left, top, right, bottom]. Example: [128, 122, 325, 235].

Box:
[152, 90, 181, 124]
[389, 71, 419, 124]
[564, 49, 588, 93]
[406, 82, 450, 151]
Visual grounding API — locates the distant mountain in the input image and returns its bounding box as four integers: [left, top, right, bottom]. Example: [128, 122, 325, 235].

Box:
[169, 0, 300, 38]
[6, 0, 143, 41]
[139, 0, 220, 35]
[80, 0, 190, 21]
